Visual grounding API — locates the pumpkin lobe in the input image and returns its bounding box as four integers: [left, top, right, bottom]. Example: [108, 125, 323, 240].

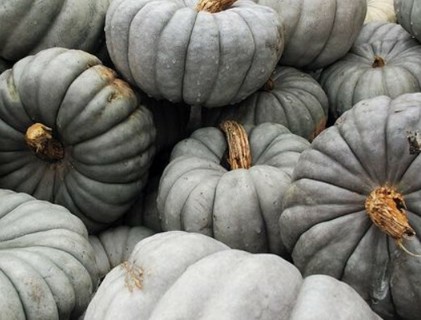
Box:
[220, 120, 251, 170]
[372, 55, 386, 68]
[122, 261, 144, 292]
[365, 186, 421, 257]
[25, 123, 64, 162]
[196, 0, 237, 13]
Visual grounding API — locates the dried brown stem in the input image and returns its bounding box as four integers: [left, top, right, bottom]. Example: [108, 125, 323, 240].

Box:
[372, 55, 386, 68]
[25, 123, 64, 162]
[196, 0, 237, 13]
[220, 120, 252, 170]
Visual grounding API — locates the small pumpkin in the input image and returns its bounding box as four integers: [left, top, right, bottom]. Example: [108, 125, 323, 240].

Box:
[0, 47, 156, 233]
[0, 188, 99, 319]
[280, 93, 421, 320]
[320, 22, 421, 119]
[365, 0, 396, 23]
[394, 0, 421, 42]
[252, 0, 367, 70]
[0, 0, 109, 61]
[157, 121, 310, 255]
[89, 225, 155, 279]
[202, 66, 329, 141]
[84, 231, 382, 320]
[105, 0, 284, 107]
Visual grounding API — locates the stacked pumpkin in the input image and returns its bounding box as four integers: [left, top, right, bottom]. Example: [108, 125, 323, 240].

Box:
[3, 0, 421, 319]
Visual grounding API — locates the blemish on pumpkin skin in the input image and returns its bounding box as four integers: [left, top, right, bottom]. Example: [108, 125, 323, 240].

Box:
[121, 261, 144, 292]
[309, 118, 327, 141]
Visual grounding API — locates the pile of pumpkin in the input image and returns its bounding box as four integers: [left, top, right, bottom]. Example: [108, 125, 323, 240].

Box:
[1, 0, 421, 319]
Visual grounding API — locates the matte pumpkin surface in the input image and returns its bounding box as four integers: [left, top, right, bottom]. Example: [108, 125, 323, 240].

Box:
[365, 0, 396, 23]
[280, 93, 421, 320]
[105, 0, 284, 107]
[0, 47, 156, 233]
[202, 66, 329, 141]
[253, 0, 367, 70]
[0, 189, 99, 319]
[395, 0, 421, 42]
[84, 231, 381, 320]
[157, 122, 310, 255]
[0, 0, 109, 61]
[320, 22, 421, 119]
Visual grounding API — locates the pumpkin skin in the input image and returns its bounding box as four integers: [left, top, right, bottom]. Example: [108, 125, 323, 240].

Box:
[253, 0, 367, 70]
[280, 93, 421, 320]
[0, 47, 156, 233]
[320, 22, 421, 119]
[394, 0, 421, 42]
[105, 0, 284, 107]
[202, 66, 329, 141]
[0, 189, 99, 319]
[89, 225, 155, 279]
[0, 0, 109, 62]
[84, 231, 381, 320]
[365, 0, 396, 23]
[157, 123, 310, 256]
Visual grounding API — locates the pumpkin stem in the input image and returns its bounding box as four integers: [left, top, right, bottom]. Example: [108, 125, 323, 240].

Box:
[262, 78, 274, 92]
[365, 186, 421, 257]
[220, 120, 252, 170]
[196, 0, 237, 13]
[372, 56, 386, 68]
[25, 123, 64, 162]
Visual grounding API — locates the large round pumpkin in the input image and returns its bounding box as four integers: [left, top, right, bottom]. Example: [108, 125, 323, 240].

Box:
[157, 122, 309, 256]
[0, 0, 109, 61]
[202, 66, 329, 141]
[280, 93, 421, 320]
[320, 22, 421, 119]
[253, 0, 367, 70]
[84, 231, 381, 320]
[395, 0, 421, 42]
[0, 47, 156, 233]
[105, 0, 284, 107]
[0, 188, 99, 319]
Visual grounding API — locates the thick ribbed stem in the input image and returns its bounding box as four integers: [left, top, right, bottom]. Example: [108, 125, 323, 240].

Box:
[220, 120, 251, 170]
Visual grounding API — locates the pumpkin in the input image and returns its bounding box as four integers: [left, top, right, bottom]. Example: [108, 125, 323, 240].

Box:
[202, 66, 329, 141]
[320, 22, 421, 120]
[105, 0, 284, 107]
[0, 47, 156, 233]
[0, 188, 99, 319]
[395, 0, 421, 42]
[157, 121, 309, 256]
[252, 0, 367, 70]
[89, 225, 155, 279]
[280, 93, 421, 320]
[365, 0, 396, 23]
[84, 231, 381, 320]
[0, 0, 109, 62]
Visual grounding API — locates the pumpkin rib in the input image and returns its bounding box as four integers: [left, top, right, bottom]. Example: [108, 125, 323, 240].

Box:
[0, 261, 28, 319]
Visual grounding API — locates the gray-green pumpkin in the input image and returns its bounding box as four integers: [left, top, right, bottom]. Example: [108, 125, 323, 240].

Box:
[0, 47, 156, 233]
[0, 0, 110, 61]
[395, 0, 421, 42]
[202, 66, 329, 141]
[105, 0, 284, 107]
[253, 0, 367, 70]
[157, 122, 310, 256]
[0, 189, 99, 319]
[280, 93, 421, 320]
[320, 22, 421, 119]
[84, 231, 381, 320]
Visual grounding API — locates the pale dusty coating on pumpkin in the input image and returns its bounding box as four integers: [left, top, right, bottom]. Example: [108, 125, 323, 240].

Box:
[25, 123, 64, 161]
[220, 120, 252, 170]
[121, 261, 144, 292]
[196, 0, 237, 13]
[365, 186, 421, 257]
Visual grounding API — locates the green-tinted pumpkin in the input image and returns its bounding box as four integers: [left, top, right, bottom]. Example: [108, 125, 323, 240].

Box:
[0, 0, 109, 61]
[105, 0, 284, 107]
[84, 231, 382, 320]
[0, 189, 99, 319]
[320, 22, 421, 119]
[395, 0, 421, 42]
[157, 122, 309, 256]
[0, 47, 156, 233]
[280, 93, 421, 320]
[202, 66, 329, 141]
